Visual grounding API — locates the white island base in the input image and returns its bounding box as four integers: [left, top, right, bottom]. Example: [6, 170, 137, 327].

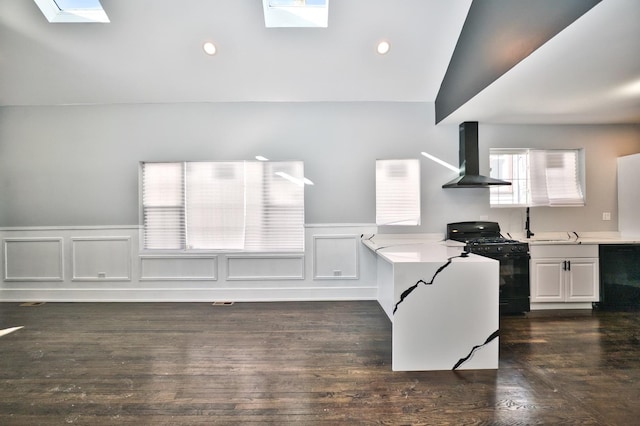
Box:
[366, 237, 499, 371]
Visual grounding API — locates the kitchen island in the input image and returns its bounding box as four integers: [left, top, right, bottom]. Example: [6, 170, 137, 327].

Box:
[363, 235, 499, 371]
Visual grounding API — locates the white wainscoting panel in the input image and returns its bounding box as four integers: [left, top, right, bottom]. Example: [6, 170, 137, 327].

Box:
[140, 255, 218, 281]
[71, 237, 131, 281]
[3, 238, 64, 281]
[0, 224, 379, 301]
[313, 235, 359, 280]
[226, 255, 305, 280]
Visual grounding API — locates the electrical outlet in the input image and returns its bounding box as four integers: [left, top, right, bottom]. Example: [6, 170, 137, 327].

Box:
[602, 212, 611, 221]
[333, 270, 342, 277]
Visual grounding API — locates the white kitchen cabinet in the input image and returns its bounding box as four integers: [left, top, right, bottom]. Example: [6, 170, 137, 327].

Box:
[530, 244, 599, 309]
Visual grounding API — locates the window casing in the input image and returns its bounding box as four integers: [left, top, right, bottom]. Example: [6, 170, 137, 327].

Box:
[140, 161, 305, 252]
[490, 149, 585, 207]
[375, 159, 421, 226]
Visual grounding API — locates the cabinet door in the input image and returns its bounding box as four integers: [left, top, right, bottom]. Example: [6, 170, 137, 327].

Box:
[566, 258, 599, 302]
[531, 259, 564, 302]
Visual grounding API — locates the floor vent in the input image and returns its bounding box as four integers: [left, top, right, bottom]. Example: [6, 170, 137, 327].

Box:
[20, 302, 46, 307]
[212, 301, 234, 306]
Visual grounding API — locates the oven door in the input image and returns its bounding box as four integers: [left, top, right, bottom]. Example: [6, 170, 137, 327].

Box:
[496, 253, 530, 314]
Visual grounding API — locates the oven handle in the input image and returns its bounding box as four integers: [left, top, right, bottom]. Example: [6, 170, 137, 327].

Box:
[482, 255, 530, 260]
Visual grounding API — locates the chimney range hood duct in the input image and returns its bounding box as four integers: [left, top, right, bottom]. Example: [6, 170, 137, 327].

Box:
[442, 122, 511, 188]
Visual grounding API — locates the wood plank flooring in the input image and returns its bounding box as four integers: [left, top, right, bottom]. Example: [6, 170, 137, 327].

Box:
[1, 301, 639, 425]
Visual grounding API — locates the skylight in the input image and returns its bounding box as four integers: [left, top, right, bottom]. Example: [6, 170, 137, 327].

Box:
[33, 0, 109, 23]
[262, 0, 329, 28]
[269, 0, 327, 6]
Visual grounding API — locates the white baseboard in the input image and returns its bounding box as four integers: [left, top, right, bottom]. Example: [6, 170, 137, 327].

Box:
[530, 302, 594, 310]
[0, 286, 377, 302]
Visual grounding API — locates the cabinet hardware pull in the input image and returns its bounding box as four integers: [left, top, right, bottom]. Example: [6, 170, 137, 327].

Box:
[567, 260, 571, 271]
[563, 260, 567, 271]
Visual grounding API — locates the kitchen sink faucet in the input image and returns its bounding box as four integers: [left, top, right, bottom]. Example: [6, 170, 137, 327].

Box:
[526, 207, 535, 239]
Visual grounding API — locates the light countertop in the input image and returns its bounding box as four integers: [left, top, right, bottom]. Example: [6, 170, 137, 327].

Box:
[362, 235, 496, 264]
[368, 233, 500, 371]
[363, 233, 640, 257]
[508, 231, 640, 245]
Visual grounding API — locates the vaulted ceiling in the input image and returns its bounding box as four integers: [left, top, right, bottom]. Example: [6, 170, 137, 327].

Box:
[0, 0, 638, 125]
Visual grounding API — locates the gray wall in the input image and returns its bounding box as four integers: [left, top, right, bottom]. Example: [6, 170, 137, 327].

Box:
[1, 102, 639, 233]
[481, 123, 640, 233]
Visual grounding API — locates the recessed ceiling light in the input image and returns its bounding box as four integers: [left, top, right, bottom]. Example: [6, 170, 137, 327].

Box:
[377, 41, 390, 55]
[203, 42, 217, 56]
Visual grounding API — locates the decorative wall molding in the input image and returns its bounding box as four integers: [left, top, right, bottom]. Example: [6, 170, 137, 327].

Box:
[226, 254, 305, 281]
[140, 255, 218, 281]
[312, 234, 359, 280]
[0, 225, 378, 301]
[71, 237, 132, 281]
[0, 226, 140, 231]
[3, 237, 64, 282]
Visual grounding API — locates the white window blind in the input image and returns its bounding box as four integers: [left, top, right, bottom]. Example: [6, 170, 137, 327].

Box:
[375, 159, 421, 226]
[489, 149, 529, 207]
[490, 149, 584, 207]
[186, 162, 246, 250]
[141, 162, 185, 250]
[141, 161, 305, 252]
[530, 150, 584, 206]
[244, 162, 305, 251]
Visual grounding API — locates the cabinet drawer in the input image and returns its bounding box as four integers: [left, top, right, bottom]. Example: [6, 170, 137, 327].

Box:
[530, 244, 598, 259]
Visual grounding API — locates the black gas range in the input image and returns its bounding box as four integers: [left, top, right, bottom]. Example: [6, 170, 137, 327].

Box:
[463, 237, 529, 256]
[447, 221, 530, 314]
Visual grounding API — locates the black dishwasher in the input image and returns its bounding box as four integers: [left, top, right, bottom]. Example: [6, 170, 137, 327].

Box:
[598, 244, 640, 310]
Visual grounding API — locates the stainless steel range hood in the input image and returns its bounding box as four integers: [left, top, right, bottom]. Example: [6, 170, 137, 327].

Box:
[442, 122, 511, 188]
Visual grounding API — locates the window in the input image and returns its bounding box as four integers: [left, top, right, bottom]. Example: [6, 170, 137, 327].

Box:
[262, 0, 328, 28]
[490, 149, 584, 207]
[141, 161, 305, 252]
[375, 159, 421, 226]
[33, 0, 109, 23]
[489, 149, 529, 206]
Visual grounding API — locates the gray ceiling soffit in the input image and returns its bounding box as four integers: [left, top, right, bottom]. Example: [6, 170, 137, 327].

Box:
[434, 0, 601, 124]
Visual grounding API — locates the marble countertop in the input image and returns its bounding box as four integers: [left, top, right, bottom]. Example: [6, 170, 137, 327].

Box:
[508, 232, 640, 245]
[362, 235, 496, 264]
[362, 232, 640, 264]
[363, 232, 640, 255]
[367, 233, 500, 371]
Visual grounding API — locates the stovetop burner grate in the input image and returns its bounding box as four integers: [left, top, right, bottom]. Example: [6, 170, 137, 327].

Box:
[464, 237, 522, 245]
[446, 221, 529, 254]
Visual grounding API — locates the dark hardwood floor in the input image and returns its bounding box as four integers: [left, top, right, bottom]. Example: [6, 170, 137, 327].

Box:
[1, 301, 639, 425]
